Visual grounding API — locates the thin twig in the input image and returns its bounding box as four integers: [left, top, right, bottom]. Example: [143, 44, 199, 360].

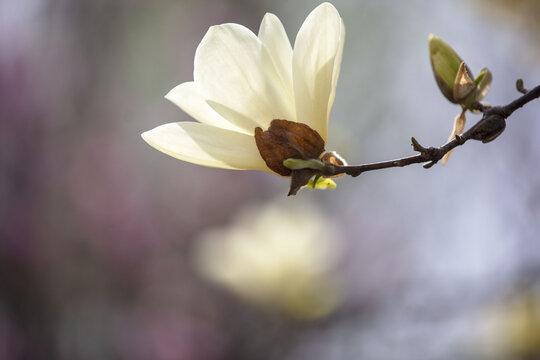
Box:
[318, 82, 540, 178]
[516, 78, 528, 94]
[503, 82, 540, 116]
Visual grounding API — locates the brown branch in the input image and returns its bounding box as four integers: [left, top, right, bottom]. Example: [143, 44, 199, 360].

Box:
[502, 80, 540, 116]
[317, 81, 540, 178]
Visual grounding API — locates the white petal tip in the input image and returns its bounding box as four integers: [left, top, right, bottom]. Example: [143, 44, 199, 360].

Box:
[141, 130, 162, 150]
[262, 12, 278, 20]
[140, 130, 151, 143]
[317, 2, 338, 12]
[164, 83, 182, 103]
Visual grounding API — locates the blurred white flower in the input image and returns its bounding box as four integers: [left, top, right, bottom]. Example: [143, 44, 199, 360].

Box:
[142, 3, 345, 185]
[194, 201, 343, 319]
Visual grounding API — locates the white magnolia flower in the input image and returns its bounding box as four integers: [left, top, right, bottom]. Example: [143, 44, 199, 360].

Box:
[194, 201, 343, 319]
[142, 3, 345, 181]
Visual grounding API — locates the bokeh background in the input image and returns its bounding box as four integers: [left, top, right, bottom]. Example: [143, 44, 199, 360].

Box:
[2, 0, 540, 359]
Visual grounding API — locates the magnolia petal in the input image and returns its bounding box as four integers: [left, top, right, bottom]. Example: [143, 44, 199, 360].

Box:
[204, 100, 261, 136]
[328, 18, 345, 120]
[442, 110, 467, 165]
[141, 122, 270, 171]
[194, 23, 294, 131]
[258, 13, 294, 99]
[165, 82, 249, 134]
[293, 2, 343, 141]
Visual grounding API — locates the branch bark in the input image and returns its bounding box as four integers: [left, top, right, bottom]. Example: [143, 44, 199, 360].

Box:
[318, 81, 540, 178]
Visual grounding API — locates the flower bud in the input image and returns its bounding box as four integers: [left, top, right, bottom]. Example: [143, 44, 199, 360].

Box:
[429, 34, 491, 109]
[429, 34, 468, 103]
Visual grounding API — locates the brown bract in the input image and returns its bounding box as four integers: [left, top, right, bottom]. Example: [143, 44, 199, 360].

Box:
[320, 151, 345, 178]
[254, 119, 325, 176]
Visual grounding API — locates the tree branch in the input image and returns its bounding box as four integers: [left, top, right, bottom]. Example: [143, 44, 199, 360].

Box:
[317, 81, 540, 178]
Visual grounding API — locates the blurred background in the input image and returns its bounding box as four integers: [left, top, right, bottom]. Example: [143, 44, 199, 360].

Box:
[1, 0, 540, 359]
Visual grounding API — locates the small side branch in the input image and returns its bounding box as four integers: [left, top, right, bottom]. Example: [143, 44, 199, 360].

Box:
[503, 81, 540, 117]
[516, 79, 528, 94]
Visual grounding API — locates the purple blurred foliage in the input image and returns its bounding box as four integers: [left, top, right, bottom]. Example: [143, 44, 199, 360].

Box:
[0, 0, 270, 359]
[0, 310, 24, 360]
[65, 134, 160, 271]
[0, 51, 44, 263]
[115, 312, 226, 360]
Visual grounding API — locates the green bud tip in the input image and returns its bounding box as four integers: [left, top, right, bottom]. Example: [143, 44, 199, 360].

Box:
[283, 158, 326, 171]
[429, 34, 467, 103]
[304, 177, 337, 191]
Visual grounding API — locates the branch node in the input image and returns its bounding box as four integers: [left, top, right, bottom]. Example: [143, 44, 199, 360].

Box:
[468, 110, 507, 143]
[413, 137, 443, 159]
[455, 134, 466, 145]
[411, 137, 427, 152]
[470, 101, 486, 112]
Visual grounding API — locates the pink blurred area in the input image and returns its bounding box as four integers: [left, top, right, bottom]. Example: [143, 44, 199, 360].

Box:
[0, 1, 267, 359]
